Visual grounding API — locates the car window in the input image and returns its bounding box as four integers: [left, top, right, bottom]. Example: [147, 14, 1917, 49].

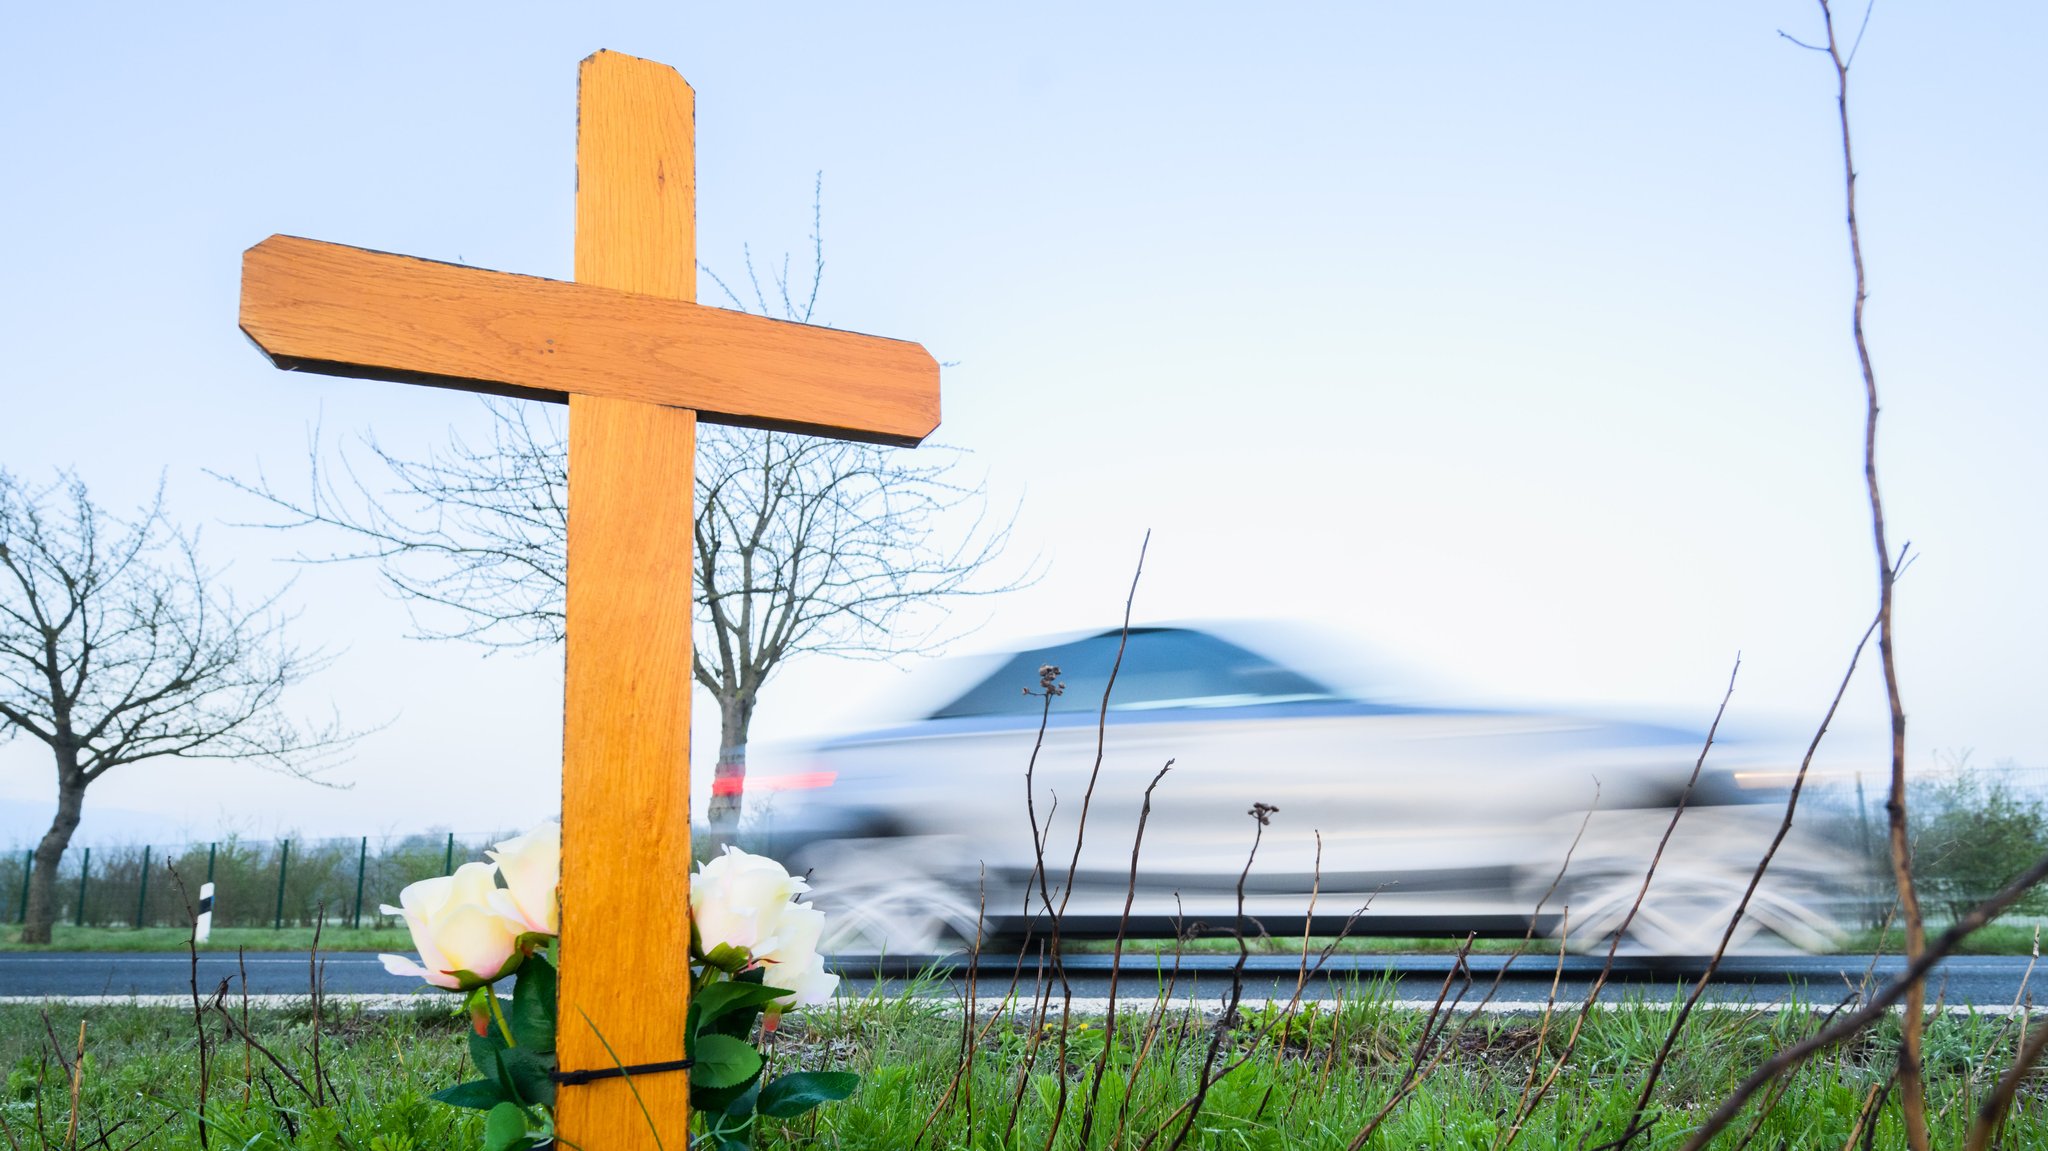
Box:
[929, 629, 1338, 718]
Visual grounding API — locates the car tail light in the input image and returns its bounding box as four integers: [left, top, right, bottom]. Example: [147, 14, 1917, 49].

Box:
[712, 771, 837, 796]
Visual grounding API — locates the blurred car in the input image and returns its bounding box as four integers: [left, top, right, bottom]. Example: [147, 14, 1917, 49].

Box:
[752, 623, 1866, 957]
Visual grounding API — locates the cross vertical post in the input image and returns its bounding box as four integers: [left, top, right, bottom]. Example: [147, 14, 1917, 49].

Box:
[557, 51, 697, 1146]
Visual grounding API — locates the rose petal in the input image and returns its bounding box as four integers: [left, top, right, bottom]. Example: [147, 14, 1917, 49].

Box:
[487, 823, 560, 935]
[431, 902, 521, 985]
[379, 952, 462, 991]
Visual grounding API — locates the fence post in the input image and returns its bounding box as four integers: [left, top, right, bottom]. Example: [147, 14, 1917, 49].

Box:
[444, 831, 455, 876]
[15, 851, 29, 925]
[273, 840, 290, 930]
[75, 847, 90, 928]
[135, 845, 152, 929]
[206, 842, 217, 885]
[352, 836, 368, 929]
[1854, 772, 1875, 858]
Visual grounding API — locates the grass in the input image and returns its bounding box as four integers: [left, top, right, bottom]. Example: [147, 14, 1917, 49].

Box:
[5, 976, 2044, 1148]
[1843, 920, 2044, 958]
[1, 999, 477, 1149]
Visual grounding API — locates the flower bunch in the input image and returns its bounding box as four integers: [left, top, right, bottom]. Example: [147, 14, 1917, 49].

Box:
[692, 845, 839, 1010]
[378, 824, 559, 991]
[388, 829, 854, 1151]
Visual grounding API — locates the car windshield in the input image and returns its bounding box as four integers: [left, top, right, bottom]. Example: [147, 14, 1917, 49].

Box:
[929, 629, 1340, 718]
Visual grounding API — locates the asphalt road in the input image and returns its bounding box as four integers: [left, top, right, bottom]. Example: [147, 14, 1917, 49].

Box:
[0, 950, 2038, 1010]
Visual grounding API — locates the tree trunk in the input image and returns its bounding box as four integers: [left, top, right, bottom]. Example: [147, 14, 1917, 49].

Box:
[21, 773, 85, 945]
[705, 692, 754, 834]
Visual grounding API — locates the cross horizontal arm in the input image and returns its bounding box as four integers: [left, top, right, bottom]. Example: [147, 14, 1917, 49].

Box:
[239, 235, 940, 446]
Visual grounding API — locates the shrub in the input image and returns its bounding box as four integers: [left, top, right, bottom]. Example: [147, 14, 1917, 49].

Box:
[1907, 756, 2048, 923]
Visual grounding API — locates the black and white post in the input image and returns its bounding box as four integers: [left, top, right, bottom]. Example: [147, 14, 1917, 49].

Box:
[196, 882, 215, 943]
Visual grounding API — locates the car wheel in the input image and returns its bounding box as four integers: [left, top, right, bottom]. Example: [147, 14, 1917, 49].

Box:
[1552, 865, 1841, 957]
[793, 837, 987, 958]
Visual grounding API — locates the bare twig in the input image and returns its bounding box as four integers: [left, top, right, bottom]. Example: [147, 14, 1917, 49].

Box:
[1721, 995, 1859, 1151]
[1004, 657, 1066, 1146]
[1839, 1073, 1895, 1151]
[165, 865, 209, 1149]
[1492, 804, 1610, 1150]
[1678, 842, 2048, 1151]
[238, 948, 252, 1104]
[1797, 3, 1933, 1143]
[1078, 759, 1174, 1147]
[1506, 661, 1739, 1145]
[1158, 802, 1277, 1151]
[1615, 618, 1880, 1147]
[1039, 532, 1149, 1149]
[1346, 932, 1478, 1150]
[913, 864, 990, 1151]
[67, 1020, 85, 1151]
[207, 995, 311, 1105]
[39, 1010, 76, 1077]
[2013, 927, 2041, 1012]
[309, 907, 324, 1106]
[106, 1110, 176, 1151]
[1121, 896, 1193, 1132]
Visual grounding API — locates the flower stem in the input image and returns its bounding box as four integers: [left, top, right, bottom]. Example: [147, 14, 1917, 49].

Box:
[489, 986, 518, 1048]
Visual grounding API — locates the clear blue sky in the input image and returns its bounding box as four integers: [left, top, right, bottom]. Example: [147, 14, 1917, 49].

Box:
[3, 2, 2043, 845]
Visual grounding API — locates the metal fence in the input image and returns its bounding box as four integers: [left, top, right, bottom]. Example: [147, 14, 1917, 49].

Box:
[0, 832, 512, 930]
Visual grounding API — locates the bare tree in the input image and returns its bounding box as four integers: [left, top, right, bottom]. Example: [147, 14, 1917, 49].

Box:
[221, 182, 1025, 830]
[0, 469, 351, 943]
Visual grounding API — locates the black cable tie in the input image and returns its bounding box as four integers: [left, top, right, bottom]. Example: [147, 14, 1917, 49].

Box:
[551, 1057, 693, 1086]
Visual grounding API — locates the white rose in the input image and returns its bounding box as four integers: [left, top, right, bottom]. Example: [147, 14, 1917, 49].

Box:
[751, 902, 838, 1009]
[771, 953, 841, 1010]
[486, 822, 560, 936]
[378, 861, 524, 990]
[690, 846, 810, 960]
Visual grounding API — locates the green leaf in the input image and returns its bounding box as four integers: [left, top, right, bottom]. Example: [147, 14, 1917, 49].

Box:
[702, 942, 752, 973]
[692, 1068, 766, 1118]
[482, 1102, 529, 1151]
[702, 1083, 759, 1146]
[757, 1070, 858, 1119]
[722, 1079, 762, 1121]
[690, 1033, 764, 1090]
[427, 1078, 508, 1110]
[498, 1046, 556, 1110]
[693, 982, 791, 1030]
[692, 971, 791, 1042]
[469, 1030, 514, 1098]
[510, 955, 557, 1053]
[466, 1029, 554, 1110]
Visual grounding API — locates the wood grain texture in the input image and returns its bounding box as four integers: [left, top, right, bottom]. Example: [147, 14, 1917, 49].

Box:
[556, 50, 698, 1148]
[559, 398, 696, 1148]
[576, 50, 694, 300]
[239, 234, 939, 446]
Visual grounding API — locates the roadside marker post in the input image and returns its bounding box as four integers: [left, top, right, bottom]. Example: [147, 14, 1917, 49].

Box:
[196, 883, 215, 943]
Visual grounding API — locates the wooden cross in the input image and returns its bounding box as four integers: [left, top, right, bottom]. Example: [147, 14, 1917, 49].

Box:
[237, 51, 938, 1147]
